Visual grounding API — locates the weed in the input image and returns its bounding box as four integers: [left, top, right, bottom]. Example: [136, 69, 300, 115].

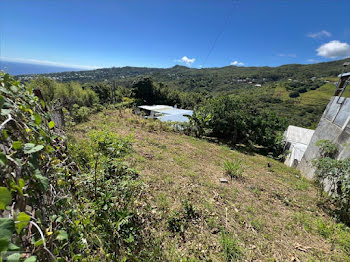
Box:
[220, 231, 243, 261]
[223, 159, 243, 180]
[156, 192, 169, 211]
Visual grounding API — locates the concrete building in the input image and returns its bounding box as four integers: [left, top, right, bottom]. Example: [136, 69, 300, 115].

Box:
[298, 71, 350, 179]
[283, 125, 314, 168]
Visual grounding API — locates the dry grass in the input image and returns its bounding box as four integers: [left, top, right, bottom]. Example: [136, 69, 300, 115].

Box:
[71, 109, 350, 261]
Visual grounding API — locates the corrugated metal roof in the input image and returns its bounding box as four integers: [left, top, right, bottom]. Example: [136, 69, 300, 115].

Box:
[138, 105, 173, 111]
[138, 105, 193, 122]
[338, 72, 350, 78]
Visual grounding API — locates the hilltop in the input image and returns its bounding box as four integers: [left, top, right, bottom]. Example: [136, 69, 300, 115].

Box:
[70, 109, 350, 261]
[17, 58, 350, 94]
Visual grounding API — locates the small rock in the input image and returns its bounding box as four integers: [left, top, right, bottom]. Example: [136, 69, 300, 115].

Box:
[219, 178, 228, 183]
[248, 184, 256, 190]
[211, 228, 220, 234]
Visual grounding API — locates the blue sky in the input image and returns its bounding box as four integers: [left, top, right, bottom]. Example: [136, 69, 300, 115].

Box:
[1, 0, 350, 69]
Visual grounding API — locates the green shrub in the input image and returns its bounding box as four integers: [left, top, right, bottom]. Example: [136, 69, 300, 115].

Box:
[313, 140, 350, 224]
[315, 139, 338, 158]
[289, 91, 300, 98]
[220, 231, 243, 261]
[223, 159, 243, 180]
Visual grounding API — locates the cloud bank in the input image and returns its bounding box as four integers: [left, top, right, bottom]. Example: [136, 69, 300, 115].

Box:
[0, 57, 99, 70]
[316, 40, 350, 58]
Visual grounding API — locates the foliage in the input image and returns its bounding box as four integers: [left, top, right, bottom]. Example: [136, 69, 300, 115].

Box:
[289, 91, 300, 98]
[185, 109, 212, 137]
[0, 72, 74, 260]
[223, 159, 243, 180]
[313, 140, 350, 225]
[167, 200, 199, 237]
[195, 96, 287, 157]
[27, 77, 99, 108]
[0, 72, 156, 260]
[66, 129, 147, 260]
[220, 231, 243, 261]
[316, 139, 338, 158]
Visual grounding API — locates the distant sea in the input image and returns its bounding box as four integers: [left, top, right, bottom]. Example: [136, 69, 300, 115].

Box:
[0, 61, 84, 76]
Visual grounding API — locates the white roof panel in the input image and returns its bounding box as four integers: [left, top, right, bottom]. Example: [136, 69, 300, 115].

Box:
[284, 125, 315, 146]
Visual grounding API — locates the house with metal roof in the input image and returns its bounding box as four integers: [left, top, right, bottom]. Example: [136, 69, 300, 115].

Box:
[137, 105, 193, 123]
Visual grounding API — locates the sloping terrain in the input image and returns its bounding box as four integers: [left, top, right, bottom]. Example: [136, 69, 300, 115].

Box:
[71, 110, 350, 261]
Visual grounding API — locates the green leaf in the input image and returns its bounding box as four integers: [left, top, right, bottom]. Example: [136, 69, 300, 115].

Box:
[9, 85, 18, 93]
[23, 143, 44, 154]
[0, 238, 9, 252]
[40, 99, 45, 109]
[8, 242, 20, 251]
[7, 252, 21, 262]
[34, 239, 43, 247]
[15, 212, 31, 234]
[0, 187, 11, 210]
[18, 179, 25, 189]
[34, 170, 49, 191]
[56, 230, 68, 241]
[48, 121, 55, 129]
[0, 152, 6, 166]
[1, 108, 11, 116]
[12, 141, 22, 151]
[34, 113, 42, 125]
[24, 256, 37, 262]
[0, 95, 4, 109]
[0, 218, 14, 241]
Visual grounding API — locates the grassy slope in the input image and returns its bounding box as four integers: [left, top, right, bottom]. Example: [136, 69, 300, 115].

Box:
[71, 110, 350, 261]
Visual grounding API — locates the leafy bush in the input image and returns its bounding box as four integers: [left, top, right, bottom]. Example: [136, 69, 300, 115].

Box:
[223, 159, 243, 180]
[196, 96, 287, 157]
[0, 72, 74, 260]
[185, 109, 212, 137]
[289, 91, 300, 98]
[313, 140, 350, 224]
[316, 139, 338, 158]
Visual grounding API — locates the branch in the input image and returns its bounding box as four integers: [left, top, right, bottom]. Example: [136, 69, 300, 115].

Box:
[29, 221, 57, 262]
[0, 114, 13, 130]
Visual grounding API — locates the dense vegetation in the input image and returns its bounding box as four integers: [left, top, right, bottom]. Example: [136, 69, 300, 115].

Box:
[0, 73, 159, 260]
[313, 140, 350, 225]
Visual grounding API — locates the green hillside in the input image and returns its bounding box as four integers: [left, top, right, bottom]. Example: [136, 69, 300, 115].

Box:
[18, 58, 350, 94]
[69, 109, 350, 261]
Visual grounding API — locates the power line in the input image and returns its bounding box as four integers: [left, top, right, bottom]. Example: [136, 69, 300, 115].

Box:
[201, 0, 238, 68]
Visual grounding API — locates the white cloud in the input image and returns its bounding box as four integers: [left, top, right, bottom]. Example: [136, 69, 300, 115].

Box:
[0, 57, 99, 70]
[316, 40, 350, 58]
[278, 53, 296, 58]
[175, 56, 195, 66]
[230, 60, 244, 66]
[307, 59, 319, 63]
[307, 30, 332, 39]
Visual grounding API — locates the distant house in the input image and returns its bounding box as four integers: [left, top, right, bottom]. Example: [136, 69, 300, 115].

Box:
[283, 125, 315, 167]
[255, 84, 262, 87]
[137, 105, 193, 123]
